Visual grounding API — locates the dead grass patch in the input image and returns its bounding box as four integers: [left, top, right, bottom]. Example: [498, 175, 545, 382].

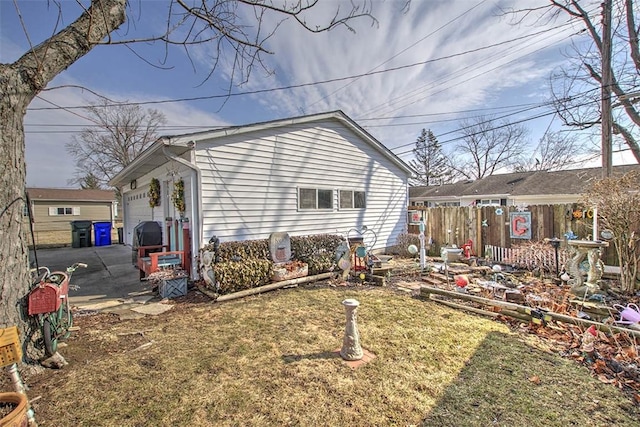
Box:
[22, 287, 640, 426]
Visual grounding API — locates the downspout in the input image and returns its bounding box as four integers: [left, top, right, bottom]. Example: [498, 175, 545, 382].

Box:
[162, 144, 202, 279]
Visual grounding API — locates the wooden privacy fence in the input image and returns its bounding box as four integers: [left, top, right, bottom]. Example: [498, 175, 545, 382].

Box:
[407, 204, 617, 265]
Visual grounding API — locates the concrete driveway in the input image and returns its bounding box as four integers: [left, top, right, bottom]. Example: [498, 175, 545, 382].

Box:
[30, 244, 162, 317]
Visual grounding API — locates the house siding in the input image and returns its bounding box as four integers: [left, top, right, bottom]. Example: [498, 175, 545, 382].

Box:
[30, 202, 112, 232]
[195, 121, 408, 249]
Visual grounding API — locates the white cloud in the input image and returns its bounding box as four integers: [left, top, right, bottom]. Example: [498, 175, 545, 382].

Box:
[24, 77, 228, 188]
[231, 0, 577, 151]
[6, 0, 632, 188]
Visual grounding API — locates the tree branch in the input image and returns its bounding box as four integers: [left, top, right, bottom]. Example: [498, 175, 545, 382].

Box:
[14, 0, 126, 94]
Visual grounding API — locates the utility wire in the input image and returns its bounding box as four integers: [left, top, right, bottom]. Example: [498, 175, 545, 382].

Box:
[305, 0, 490, 110]
[361, 24, 579, 119]
[28, 22, 578, 112]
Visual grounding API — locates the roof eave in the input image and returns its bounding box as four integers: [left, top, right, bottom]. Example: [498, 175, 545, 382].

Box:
[109, 138, 191, 188]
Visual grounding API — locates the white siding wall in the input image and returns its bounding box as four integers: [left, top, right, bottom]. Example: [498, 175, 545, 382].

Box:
[122, 165, 192, 246]
[195, 120, 409, 250]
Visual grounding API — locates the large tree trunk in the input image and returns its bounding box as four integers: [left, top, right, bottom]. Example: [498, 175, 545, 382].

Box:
[0, 69, 32, 330]
[0, 0, 126, 352]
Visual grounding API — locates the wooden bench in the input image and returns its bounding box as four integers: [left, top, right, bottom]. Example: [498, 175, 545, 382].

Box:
[137, 245, 187, 280]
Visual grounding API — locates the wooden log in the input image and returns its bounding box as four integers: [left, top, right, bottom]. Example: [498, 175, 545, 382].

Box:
[369, 275, 387, 286]
[421, 276, 444, 286]
[420, 286, 640, 338]
[372, 267, 393, 276]
[428, 295, 532, 322]
[216, 272, 338, 302]
[196, 284, 219, 300]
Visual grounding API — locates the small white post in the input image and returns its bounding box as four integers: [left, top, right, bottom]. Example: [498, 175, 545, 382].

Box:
[340, 299, 363, 361]
[593, 206, 598, 241]
[419, 217, 426, 270]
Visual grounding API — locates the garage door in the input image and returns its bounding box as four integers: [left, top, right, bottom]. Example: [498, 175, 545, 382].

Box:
[124, 189, 154, 245]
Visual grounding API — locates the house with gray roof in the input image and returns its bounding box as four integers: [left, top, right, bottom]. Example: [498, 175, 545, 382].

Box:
[25, 188, 119, 247]
[409, 165, 640, 207]
[109, 110, 414, 277]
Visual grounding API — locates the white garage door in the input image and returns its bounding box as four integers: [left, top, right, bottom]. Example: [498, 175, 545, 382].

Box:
[124, 189, 154, 245]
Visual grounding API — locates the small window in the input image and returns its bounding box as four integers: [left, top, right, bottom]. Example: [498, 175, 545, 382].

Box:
[479, 199, 500, 207]
[48, 206, 79, 216]
[339, 190, 366, 209]
[298, 188, 333, 210]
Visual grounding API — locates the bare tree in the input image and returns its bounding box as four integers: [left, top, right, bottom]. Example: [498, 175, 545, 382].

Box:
[449, 116, 529, 180]
[513, 130, 592, 172]
[581, 170, 640, 294]
[0, 0, 374, 346]
[409, 128, 452, 186]
[67, 102, 166, 189]
[525, 1, 640, 163]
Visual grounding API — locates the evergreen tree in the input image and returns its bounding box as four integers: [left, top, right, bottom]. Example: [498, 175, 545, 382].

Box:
[80, 173, 102, 190]
[409, 129, 450, 185]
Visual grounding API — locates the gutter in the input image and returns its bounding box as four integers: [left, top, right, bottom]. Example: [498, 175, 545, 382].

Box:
[162, 144, 202, 279]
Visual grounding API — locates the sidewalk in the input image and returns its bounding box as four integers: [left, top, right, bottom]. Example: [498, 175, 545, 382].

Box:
[30, 244, 173, 319]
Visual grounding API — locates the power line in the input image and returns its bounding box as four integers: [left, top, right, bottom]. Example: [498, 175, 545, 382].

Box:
[361, 23, 579, 119]
[23, 101, 548, 129]
[29, 22, 578, 112]
[391, 89, 607, 158]
[305, 0, 490, 110]
[393, 109, 558, 158]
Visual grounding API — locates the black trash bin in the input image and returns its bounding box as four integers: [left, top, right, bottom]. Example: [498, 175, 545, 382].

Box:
[71, 220, 93, 248]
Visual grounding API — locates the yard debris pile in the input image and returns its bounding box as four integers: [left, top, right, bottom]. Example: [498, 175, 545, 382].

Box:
[387, 256, 640, 403]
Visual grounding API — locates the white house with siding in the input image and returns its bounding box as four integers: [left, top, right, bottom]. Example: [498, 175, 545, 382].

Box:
[109, 111, 414, 276]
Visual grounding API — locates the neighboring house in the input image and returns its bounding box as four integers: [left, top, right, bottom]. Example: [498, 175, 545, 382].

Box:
[109, 110, 414, 277]
[409, 165, 640, 207]
[25, 188, 119, 246]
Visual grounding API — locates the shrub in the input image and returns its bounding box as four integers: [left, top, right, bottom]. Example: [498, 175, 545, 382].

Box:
[201, 239, 270, 262]
[213, 259, 273, 294]
[581, 171, 640, 294]
[387, 233, 423, 258]
[291, 234, 343, 274]
[200, 233, 344, 292]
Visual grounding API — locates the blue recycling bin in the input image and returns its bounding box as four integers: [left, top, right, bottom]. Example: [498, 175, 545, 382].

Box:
[93, 222, 112, 246]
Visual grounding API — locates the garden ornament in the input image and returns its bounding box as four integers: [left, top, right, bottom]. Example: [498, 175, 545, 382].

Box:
[340, 299, 363, 361]
[614, 304, 640, 324]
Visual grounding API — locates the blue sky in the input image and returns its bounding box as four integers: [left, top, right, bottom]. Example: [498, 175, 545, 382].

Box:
[1, 0, 634, 188]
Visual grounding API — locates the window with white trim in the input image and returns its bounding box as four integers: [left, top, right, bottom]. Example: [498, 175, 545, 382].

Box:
[298, 188, 333, 210]
[479, 199, 501, 206]
[48, 207, 80, 216]
[427, 201, 460, 207]
[339, 190, 366, 209]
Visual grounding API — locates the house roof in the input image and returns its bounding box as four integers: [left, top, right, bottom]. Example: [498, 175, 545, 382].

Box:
[27, 188, 116, 202]
[410, 164, 640, 200]
[110, 110, 415, 187]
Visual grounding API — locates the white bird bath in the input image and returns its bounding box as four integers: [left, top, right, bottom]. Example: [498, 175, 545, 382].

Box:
[566, 240, 609, 295]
